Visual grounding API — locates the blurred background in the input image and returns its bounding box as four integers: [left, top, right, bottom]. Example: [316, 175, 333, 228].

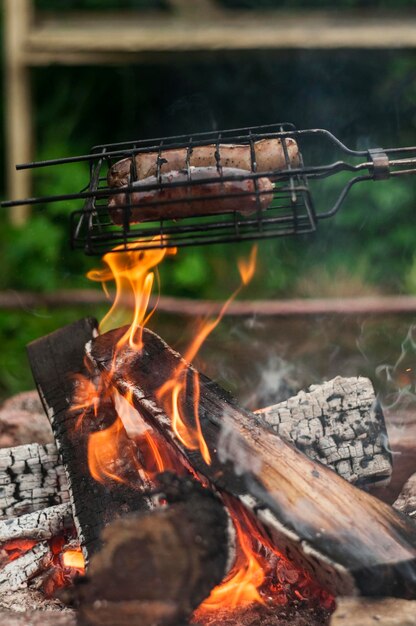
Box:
[1, 0, 415, 407]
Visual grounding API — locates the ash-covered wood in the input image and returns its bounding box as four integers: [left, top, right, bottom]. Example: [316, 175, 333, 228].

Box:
[394, 473, 416, 520]
[331, 596, 416, 626]
[256, 376, 391, 487]
[0, 391, 54, 447]
[89, 326, 416, 599]
[75, 473, 230, 626]
[0, 443, 69, 519]
[0, 503, 73, 543]
[0, 541, 51, 593]
[27, 318, 150, 563]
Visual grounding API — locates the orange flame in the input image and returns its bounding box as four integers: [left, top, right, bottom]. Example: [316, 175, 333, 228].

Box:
[157, 245, 258, 465]
[87, 416, 139, 485]
[197, 497, 265, 614]
[62, 548, 85, 571]
[87, 240, 176, 350]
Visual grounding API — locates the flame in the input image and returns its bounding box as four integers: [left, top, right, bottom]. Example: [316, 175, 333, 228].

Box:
[199, 498, 265, 613]
[87, 416, 140, 485]
[157, 245, 258, 466]
[62, 548, 85, 571]
[87, 240, 176, 350]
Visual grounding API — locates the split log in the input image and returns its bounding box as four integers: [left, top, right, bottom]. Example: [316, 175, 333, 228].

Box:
[0, 541, 51, 593]
[75, 473, 230, 626]
[89, 326, 416, 599]
[331, 597, 416, 626]
[27, 317, 151, 563]
[256, 376, 391, 487]
[394, 473, 416, 520]
[0, 503, 73, 543]
[0, 443, 69, 519]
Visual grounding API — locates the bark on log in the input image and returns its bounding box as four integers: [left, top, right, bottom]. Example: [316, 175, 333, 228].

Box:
[0, 443, 69, 519]
[256, 376, 391, 487]
[0, 503, 73, 543]
[331, 597, 416, 626]
[0, 542, 51, 593]
[394, 473, 416, 520]
[89, 326, 416, 599]
[27, 318, 151, 563]
[75, 473, 230, 626]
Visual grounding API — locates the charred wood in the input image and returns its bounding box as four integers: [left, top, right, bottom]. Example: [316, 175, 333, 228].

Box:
[256, 376, 391, 487]
[0, 443, 69, 519]
[394, 473, 416, 520]
[27, 318, 151, 563]
[89, 326, 416, 599]
[75, 473, 230, 626]
[331, 597, 416, 626]
[0, 542, 51, 593]
[0, 503, 73, 543]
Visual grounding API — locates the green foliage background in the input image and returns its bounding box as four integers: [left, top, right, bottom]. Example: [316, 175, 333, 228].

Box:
[1, 1, 416, 399]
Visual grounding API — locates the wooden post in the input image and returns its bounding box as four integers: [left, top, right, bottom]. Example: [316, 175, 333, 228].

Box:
[4, 0, 34, 225]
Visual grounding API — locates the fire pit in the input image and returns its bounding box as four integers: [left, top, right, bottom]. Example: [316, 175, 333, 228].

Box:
[1, 126, 416, 626]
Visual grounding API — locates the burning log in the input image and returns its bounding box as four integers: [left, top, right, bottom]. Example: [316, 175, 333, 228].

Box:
[0, 443, 69, 519]
[331, 597, 416, 626]
[27, 317, 151, 562]
[0, 503, 73, 543]
[0, 541, 51, 593]
[74, 473, 230, 626]
[256, 376, 391, 487]
[394, 473, 416, 520]
[89, 326, 416, 599]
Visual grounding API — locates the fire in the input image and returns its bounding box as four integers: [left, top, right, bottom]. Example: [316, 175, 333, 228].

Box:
[156, 245, 258, 466]
[87, 416, 138, 485]
[199, 498, 265, 612]
[87, 240, 176, 350]
[62, 548, 85, 571]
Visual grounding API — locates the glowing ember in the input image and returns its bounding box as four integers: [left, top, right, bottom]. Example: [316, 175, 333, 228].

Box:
[62, 548, 85, 571]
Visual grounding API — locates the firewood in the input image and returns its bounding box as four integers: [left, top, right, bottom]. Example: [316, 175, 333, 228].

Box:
[27, 318, 151, 563]
[0, 443, 69, 519]
[89, 326, 416, 599]
[256, 376, 391, 487]
[0, 541, 51, 593]
[0, 503, 73, 543]
[331, 597, 416, 626]
[394, 473, 416, 520]
[74, 473, 230, 626]
[371, 408, 416, 504]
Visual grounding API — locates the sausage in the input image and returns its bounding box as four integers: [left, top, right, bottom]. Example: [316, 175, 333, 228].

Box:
[107, 137, 299, 188]
[108, 166, 274, 225]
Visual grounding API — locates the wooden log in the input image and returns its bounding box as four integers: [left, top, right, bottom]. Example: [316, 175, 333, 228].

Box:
[75, 473, 231, 626]
[394, 473, 416, 520]
[27, 318, 151, 563]
[256, 376, 392, 487]
[0, 503, 73, 543]
[0, 443, 69, 519]
[0, 541, 51, 593]
[331, 597, 416, 626]
[89, 326, 416, 599]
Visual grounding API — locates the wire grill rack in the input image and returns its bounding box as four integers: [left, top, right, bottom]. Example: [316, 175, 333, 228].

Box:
[3, 122, 416, 255]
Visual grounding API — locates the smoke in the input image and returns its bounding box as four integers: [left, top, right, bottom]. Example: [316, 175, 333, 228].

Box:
[375, 324, 416, 412]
